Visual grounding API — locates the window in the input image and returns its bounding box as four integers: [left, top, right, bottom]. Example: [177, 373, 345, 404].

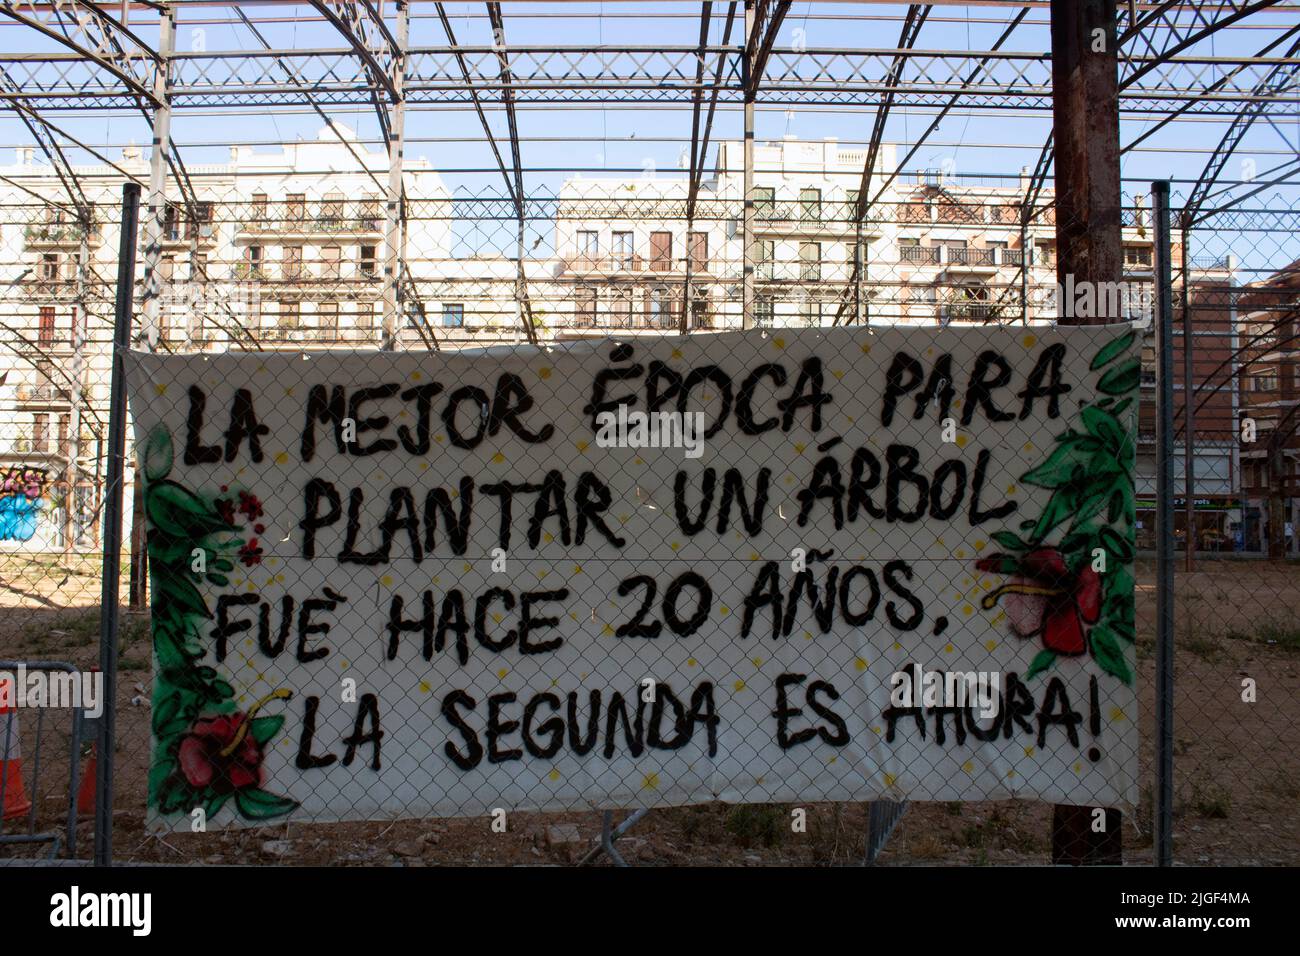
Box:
[286, 194, 306, 223]
[278, 300, 300, 329]
[1124, 245, 1153, 268]
[321, 192, 345, 225]
[613, 231, 634, 269]
[649, 231, 673, 271]
[800, 299, 822, 327]
[442, 303, 465, 328]
[38, 307, 56, 347]
[754, 186, 775, 220]
[186, 201, 213, 240]
[611, 291, 633, 328]
[33, 413, 48, 453]
[251, 193, 268, 222]
[164, 203, 181, 241]
[318, 301, 339, 335]
[689, 232, 709, 273]
[845, 189, 860, 221]
[799, 188, 822, 222]
[755, 296, 775, 327]
[322, 245, 341, 279]
[360, 196, 382, 230]
[355, 301, 377, 330]
[648, 288, 674, 328]
[41, 253, 60, 282]
[576, 288, 598, 327]
[283, 245, 303, 280]
[359, 245, 378, 277]
[245, 244, 263, 276]
[757, 239, 775, 280]
[58, 414, 69, 457]
[799, 241, 821, 281]
[1253, 373, 1278, 392]
[578, 231, 599, 262]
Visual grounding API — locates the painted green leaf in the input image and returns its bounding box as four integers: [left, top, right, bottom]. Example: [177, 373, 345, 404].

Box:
[1032, 486, 1081, 541]
[1089, 331, 1136, 371]
[1025, 649, 1057, 680]
[1097, 357, 1140, 395]
[1081, 405, 1126, 452]
[1021, 435, 1100, 489]
[235, 789, 298, 820]
[250, 714, 284, 745]
[1098, 525, 1134, 563]
[142, 426, 174, 483]
[146, 481, 231, 539]
[205, 793, 232, 818]
[991, 531, 1028, 551]
[1090, 625, 1134, 685]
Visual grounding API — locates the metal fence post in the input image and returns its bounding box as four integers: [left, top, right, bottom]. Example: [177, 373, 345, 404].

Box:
[95, 182, 142, 867]
[1153, 179, 1176, 867]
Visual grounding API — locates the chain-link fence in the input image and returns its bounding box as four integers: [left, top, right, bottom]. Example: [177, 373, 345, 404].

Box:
[0, 165, 1296, 866]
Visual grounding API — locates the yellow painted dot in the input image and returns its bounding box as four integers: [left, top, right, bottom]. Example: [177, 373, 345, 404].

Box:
[860, 343, 871, 354]
[1006, 485, 1016, 495]
[602, 624, 614, 636]
[670, 541, 680, 551]
[963, 604, 974, 616]
[576, 440, 588, 452]
[794, 443, 806, 454]
[419, 681, 431, 693]
[641, 773, 660, 791]
[549, 769, 561, 782]
[687, 658, 698, 667]
[871, 726, 882, 735]
[492, 612, 503, 624]
[831, 369, 845, 380]
[1006, 770, 1017, 779]
[543, 532, 554, 543]
[284, 386, 295, 396]
[463, 562, 472, 572]
[985, 639, 998, 651]
[381, 575, 393, 587]
[497, 668, 509, 679]
[974, 540, 986, 551]
[962, 760, 975, 774]
[411, 372, 422, 381]
[993, 611, 1006, 625]
[827, 756, 838, 765]
[773, 337, 786, 349]
[955, 434, 968, 448]
[733, 680, 746, 692]
[1024, 746, 1036, 757]
[435, 434, 445, 444]
[339, 660, 349, 670]
[1022, 442, 1034, 453]
[955, 549, 966, 559]
[492, 452, 505, 464]
[671, 348, 682, 359]
[154, 383, 167, 396]
[1023, 334, 1037, 348]
[945, 643, 955, 653]
[538, 367, 552, 379]
[720, 605, 730, 616]
[1073, 762, 1084, 774]
[884, 773, 897, 787]
[573, 564, 583, 574]
[751, 657, 764, 668]
[420, 462, 429, 471]
[1110, 707, 1128, 722]
[893, 641, 902, 651]
[854, 657, 868, 672]
[749, 552, 760, 561]
[275, 452, 289, 465]
[804, 631, 813, 641]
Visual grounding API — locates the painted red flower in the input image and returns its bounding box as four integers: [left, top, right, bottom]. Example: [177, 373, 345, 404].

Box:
[237, 491, 264, 522]
[176, 714, 264, 793]
[215, 497, 236, 526]
[976, 547, 1101, 655]
[238, 539, 263, 566]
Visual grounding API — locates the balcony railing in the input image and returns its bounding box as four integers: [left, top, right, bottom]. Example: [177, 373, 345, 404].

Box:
[900, 245, 940, 265]
[946, 247, 997, 267]
[238, 215, 383, 235]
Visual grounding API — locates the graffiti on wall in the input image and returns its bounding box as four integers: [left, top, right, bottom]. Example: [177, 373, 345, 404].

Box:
[0, 466, 49, 541]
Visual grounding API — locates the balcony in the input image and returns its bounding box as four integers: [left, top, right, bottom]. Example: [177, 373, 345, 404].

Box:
[24, 223, 99, 247]
[15, 384, 71, 405]
[942, 247, 999, 272]
[560, 254, 645, 275]
[238, 215, 383, 238]
[900, 245, 941, 266]
[940, 301, 1000, 323]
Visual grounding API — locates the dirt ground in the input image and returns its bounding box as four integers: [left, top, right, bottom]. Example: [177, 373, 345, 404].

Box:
[1, 554, 1296, 866]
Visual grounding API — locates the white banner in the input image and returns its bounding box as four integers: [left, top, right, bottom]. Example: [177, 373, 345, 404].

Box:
[125, 325, 1140, 829]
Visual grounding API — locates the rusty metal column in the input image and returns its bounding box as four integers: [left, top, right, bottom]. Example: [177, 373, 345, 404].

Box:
[1049, 0, 1124, 866]
[130, 6, 174, 610]
[741, 1, 755, 330]
[1180, 222, 1195, 570]
[381, 1, 408, 350]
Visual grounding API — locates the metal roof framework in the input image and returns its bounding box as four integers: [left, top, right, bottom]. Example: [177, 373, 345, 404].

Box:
[0, 0, 1296, 342]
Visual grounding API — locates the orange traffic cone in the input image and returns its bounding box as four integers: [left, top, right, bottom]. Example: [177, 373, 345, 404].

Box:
[0, 678, 32, 820]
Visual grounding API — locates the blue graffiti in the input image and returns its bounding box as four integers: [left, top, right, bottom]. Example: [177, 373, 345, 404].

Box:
[0, 467, 48, 542]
